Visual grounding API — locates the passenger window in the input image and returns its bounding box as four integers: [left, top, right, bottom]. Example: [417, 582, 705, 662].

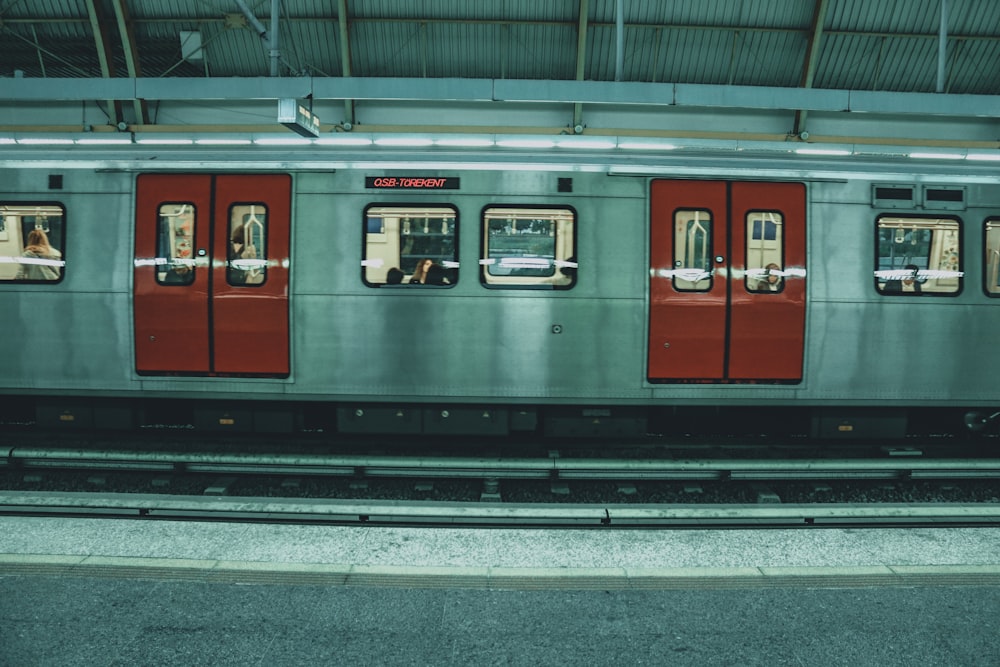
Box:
[480, 206, 576, 289]
[875, 216, 962, 295]
[363, 205, 458, 287]
[985, 219, 1000, 296]
[745, 211, 784, 292]
[228, 204, 268, 286]
[672, 209, 712, 292]
[0, 203, 65, 283]
[156, 203, 195, 286]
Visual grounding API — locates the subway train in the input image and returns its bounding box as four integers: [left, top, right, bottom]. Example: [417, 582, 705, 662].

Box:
[1, 146, 999, 441]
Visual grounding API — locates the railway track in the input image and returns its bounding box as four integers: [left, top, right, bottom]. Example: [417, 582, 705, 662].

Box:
[2, 441, 1000, 527]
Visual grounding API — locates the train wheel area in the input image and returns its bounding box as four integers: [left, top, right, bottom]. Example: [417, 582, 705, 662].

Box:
[2, 395, 1000, 443]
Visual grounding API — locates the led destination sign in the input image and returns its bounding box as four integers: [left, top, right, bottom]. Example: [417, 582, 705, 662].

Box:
[366, 177, 460, 190]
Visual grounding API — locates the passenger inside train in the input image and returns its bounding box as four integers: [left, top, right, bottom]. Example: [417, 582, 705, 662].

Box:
[15, 228, 62, 281]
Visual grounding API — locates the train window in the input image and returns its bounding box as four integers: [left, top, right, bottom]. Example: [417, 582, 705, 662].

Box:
[875, 216, 962, 295]
[362, 205, 458, 287]
[985, 219, 1000, 296]
[745, 211, 784, 293]
[228, 204, 268, 286]
[0, 203, 66, 283]
[480, 206, 576, 289]
[155, 203, 195, 286]
[672, 209, 713, 292]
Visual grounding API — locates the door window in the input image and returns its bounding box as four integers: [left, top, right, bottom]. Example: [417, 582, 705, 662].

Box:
[155, 203, 196, 286]
[745, 211, 784, 292]
[227, 204, 268, 286]
[672, 209, 713, 292]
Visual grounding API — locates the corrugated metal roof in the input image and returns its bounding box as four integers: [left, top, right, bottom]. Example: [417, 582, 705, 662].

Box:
[0, 1, 997, 95]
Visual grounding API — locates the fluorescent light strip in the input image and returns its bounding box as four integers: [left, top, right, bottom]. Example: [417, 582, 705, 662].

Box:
[137, 138, 193, 145]
[554, 138, 617, 149]
[195, 138, 253, 145]
[496, 138, 556, 148]
[316, 136, 374, 146]
[76, 137, 133, 145]
[0, 138, 14, 145]
[909, 152, 965, 160]
[434, 137, 495, 147]
[617, 140, 677, 150]
[795, 148, 851, 156]
[254, 137, 314, 145]
[373, 137, 434, 147]
[966, 153, 1000, 162]
[18, 138, 74, 145]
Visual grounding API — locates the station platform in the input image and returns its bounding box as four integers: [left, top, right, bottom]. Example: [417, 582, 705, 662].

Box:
[3, 515, 1000, 665]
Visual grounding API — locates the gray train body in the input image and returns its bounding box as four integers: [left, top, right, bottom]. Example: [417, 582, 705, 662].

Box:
[1, 153, 997, 439]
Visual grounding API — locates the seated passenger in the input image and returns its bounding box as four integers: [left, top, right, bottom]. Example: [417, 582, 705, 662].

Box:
[386, 267, 404, 285]
[425, 263, 450, 285]
[410, 258, 433, 284]
[15, 229, 62, 281]
[229, 227, 263, 285]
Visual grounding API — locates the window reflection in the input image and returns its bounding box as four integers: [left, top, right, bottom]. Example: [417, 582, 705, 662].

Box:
[482, 207, 576, 288]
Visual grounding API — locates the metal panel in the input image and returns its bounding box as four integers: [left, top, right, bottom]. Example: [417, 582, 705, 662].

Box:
[648, 180, 806, 383]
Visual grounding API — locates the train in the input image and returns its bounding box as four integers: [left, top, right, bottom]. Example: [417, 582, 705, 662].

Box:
[1, 145, 999, 441]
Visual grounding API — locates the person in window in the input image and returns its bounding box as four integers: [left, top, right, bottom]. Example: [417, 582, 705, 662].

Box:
[757, 263, 782, 291]
[884, 263, 922, 294]
[15, 229, 62, 281]
[424, 263, 450, 286]
[386, 267, 404, 285]
[410, 258, 433, 284]
[162, 263, 192, 285]
[229, 226, 262, 284]
[229, 227, 248, 283]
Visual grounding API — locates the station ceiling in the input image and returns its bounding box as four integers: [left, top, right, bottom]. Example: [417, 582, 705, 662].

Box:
[1, 0, 998, 149]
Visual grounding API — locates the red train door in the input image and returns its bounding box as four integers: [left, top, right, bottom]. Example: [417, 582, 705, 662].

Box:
[134, 173, 291, 377]
[648, 179, 806, 383]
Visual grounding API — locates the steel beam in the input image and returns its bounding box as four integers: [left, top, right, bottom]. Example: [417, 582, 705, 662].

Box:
[937, 0, 949, 93]
[794, 0, 830, 137]
[109, 0, 148, 124]
[337, 0, 355, 126]
[572, 0, 589, 130]
[82, 0, 122, 125]
[0, 77, 996, 119]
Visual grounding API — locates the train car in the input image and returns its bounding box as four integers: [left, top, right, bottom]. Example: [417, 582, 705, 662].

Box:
[1, 149, 998, 441]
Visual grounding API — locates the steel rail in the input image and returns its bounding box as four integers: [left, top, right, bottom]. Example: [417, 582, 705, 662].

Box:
[1, 491, 998, 528]
[5, 447, 1000, 481]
